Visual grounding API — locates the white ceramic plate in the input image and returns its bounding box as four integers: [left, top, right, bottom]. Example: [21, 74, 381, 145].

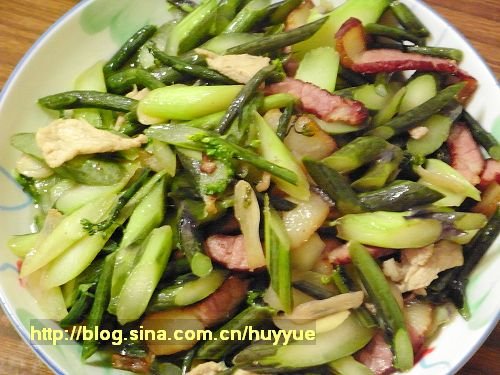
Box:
[0, 1, 499, 374]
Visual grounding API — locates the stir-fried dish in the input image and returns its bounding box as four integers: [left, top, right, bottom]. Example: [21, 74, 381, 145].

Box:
[7, 0, 500, 373]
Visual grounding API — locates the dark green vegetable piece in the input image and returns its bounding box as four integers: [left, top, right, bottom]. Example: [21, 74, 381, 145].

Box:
[167, 0, 218, 55]
[106, 68, 165, 93]
[38, 90, 137, 112]
[430, 144, 451, 164]
[462, 111, 500, 160]
[194, 135, 298, 185]
[292, 280, 335, 300]
[449, 209, 500, 308]
[264, 194, 293, 313]
[75, 258, 105, 285]
[255, 192, 297, 212]
[351, 146, 403, 192]
[151, 47, 236, 84]
[369, 82, 466, 139]
[177, 150, 233, 195]
[359, 180, 444, 211]
[56, 156, 126, 186]
[81, 168, 150, 235]
[149, 271, 226, 311]
[162, 258, 191, 280]
[181, 347, 198, 375]
[217, 64, 276, 134]
[331, 266, 376, 329]
[405, 46, 463, 62]
[13, 173, 40, 204]
[60, 288, 93, 328]
[197, 304, 274, 360]
[303, 159, 366, 215]
[10, 132, 129, 186]
[269, 0, 303, 24]
[150, 62, 194, 84]
[227, 17, 328, 55]
[214, 0, 244, 34]
[178, 208, 213, 277]
[276, 102, 294, 140]
[322, 136, 389, 173]
[349, 242, 413, 371]
[365, 23, 422, 44]
[389, 1, 430, 37]
[103, 25, 157, 75]
[223, 0, 271, 34]
[338, 67, 370, 87]
[81, 252, 115, 360]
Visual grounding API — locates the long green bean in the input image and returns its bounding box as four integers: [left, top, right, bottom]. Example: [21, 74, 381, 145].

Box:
[103, 25, 157, 75]
[81, 252, 115, 360]
[38, 90, 137, 112]
[461, 111, 500, 160]
[304, 159, 367, 214]
[151, 47, 236, 84]
[365, 23, 422, 44]
[349, 242, 413, 371]
[106, 68, 165, 93]
[227, 17, 328, 55]
[390, 1, 429, 37]
[217, 64, 276, 134]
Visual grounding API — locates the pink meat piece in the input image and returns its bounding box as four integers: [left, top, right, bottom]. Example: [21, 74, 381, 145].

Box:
[351, 49, 458, 74]
[204, 234, 250, 271]
[335, 17, 459, 76]
[265, 78, 368, 125]
[356, 331, 395, 375]
[447, 123, 485, 185]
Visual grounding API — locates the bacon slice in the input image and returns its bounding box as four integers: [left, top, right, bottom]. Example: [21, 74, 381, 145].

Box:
[193, 276, 249, 327]
[336, 18, 458, 74]
[356, 331, 395, 375]
[351, 49, 458, 74]
[479, 159, 500, 188]
[265, 78, 368, 125]
[447, 123, 485, 185]
[325, 241, 395, 265]
[335, 18, 477, 102]
[205, 234, 252, 271]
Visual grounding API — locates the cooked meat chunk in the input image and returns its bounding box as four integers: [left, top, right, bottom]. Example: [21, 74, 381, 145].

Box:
[193, 276, 250, 327]
[356, 331, 394, 375]
[205, 234, 251, 271]
[265, 78, 368, 125]
[36, 118, 147, 167]
[202, 51, 270, 84]
[383, 241, 463, 293]
[447, 123, 485, 185]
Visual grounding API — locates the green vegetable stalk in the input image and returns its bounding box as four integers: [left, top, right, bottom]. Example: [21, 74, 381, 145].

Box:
[178, 208, 213, 277]
[81, 252, 116, 360]
[264, 195, 293, 313]
[304, 159, 366, 214]
[322, 136, 389, 173]
[349, 242, 413, 371]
